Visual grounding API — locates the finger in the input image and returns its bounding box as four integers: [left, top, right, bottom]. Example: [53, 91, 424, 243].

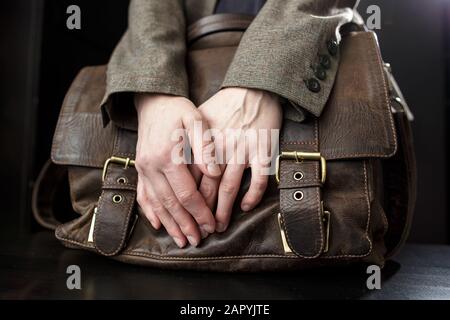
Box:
[241, 164, 269, 212]
[198, 144, 225, 210]
[215, 161, 245, 233]
[188, 164, 203, 186]
[199, 175, 220, 211]
[151, 171, 202, 246]
[145, 182, 188, 248]
[136, 175, 161, 229]
[163, 164, 216, 237]
[183, 112, 221, 178]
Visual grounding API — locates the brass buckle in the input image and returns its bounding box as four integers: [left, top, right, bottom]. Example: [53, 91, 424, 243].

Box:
[102, 156, 135, 182]
[275, 151, 326, 184]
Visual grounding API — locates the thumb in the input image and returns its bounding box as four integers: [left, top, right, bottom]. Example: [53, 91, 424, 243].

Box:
[183, 113, 222, 178]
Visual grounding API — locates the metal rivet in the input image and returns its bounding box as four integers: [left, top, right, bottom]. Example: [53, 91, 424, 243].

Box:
[117, 177, 127, 184]
[112, 194, 123, 204]
[293, 191, 304, 201]
[384, 62, 392, 73]
[293, 171, 304, 181]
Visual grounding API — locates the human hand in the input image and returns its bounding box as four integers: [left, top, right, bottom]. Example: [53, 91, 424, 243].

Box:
[135, 93, 221, 248]
[194, 87, 283, 233]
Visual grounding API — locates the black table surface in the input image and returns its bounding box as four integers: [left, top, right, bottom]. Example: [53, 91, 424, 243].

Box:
[1, 231, 450, 300]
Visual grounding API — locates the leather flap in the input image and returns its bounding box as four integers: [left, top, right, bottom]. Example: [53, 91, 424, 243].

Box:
[282, 31, 398, 160]
[51, 66, 116, 168]
[278, 31, 397, 258]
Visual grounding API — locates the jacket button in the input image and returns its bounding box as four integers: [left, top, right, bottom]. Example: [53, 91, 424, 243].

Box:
[319, 55, 331, 69]
[314, 66, 327, 80]
[327, 40, 338, 56]
[305, 78, 321, 93]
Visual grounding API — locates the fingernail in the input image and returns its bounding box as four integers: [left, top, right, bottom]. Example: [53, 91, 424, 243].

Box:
[173, 237, 185, 248]
[187, 236, 199, 247]
[150, 219, 160, 230]
[216, 222, 227, 233]
[201, 224, 215, 234]
[199, 227, 209, 239]
[242, 204, 251, 212]
[207, 163, 221, 176]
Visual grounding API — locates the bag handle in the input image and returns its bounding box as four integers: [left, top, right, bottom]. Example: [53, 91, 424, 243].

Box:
[187, 13, 254, 45]
[32, 159, 67, 230]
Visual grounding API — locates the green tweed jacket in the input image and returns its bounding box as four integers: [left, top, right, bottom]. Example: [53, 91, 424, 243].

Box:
[101, 0, 359, 127]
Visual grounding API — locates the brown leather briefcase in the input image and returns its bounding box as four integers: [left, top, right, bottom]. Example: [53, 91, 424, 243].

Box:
[33, 14, 416, 272]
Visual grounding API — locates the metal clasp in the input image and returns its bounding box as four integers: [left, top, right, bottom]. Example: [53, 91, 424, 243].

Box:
[321, 201, 331, 254]
[275, 151, 326, 184]
[102, 156, 135, 182]
[87, 206, 98, 243]
[277, 213, 294, 255]
[277, 203, 331, 255]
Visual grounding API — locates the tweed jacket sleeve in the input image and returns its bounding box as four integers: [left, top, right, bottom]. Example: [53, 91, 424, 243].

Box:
[221, 0, 359, 121]
[100, 0, 188, 128]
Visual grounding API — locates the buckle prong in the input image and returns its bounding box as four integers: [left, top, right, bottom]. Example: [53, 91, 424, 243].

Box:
[275, 151, 326, 184]
[102, 156, 135, 181]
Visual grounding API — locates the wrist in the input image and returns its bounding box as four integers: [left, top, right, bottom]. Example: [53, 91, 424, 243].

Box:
[134, 93, 189, 113]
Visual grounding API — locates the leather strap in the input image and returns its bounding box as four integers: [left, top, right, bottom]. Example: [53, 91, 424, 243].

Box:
[93, 128, 138, 256]
[278, 119, 325, 258]
[187, 13, 254, 45]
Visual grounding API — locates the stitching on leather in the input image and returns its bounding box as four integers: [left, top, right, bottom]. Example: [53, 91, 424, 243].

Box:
[93, 130, 136, 256]
[287, 34, 397, 159]
[281, 141, 316, 145]
[279, 119, 324, 259]
[103, 181, 136, 187]
[363, 161, 372, 235]
[93, 189, 136, 256]
[314, 119, 318, 146]
[52, 71, 116, 168]
[93, 191, 110, 255]
[113, 128, 121, 154]
[279, 189, 323, 259]
[57, 230, 374, 262]
[369, 33, 398, 154]
[93, 131, 115, 255]
[56, 233, 299, 260]
[115, 152, 136, 158]
[313, 160, 319, 182]
[337, 34, 396, 159]
[55, 231, 95, 249]
[283, 179, 319, 183]
[322, 160, 373, 259]
[323, 153, 393, 159]
[51, 69, 93, 163]
[280, 161, 320, 186]
[121, 251, 297, 261]
[102, 183, 137, 190]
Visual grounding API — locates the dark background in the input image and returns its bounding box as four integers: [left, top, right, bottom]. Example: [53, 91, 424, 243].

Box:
[0, 0, 448, 243]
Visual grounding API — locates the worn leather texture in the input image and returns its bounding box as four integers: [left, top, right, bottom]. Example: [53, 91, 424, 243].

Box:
[44, 14, 416, 272]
